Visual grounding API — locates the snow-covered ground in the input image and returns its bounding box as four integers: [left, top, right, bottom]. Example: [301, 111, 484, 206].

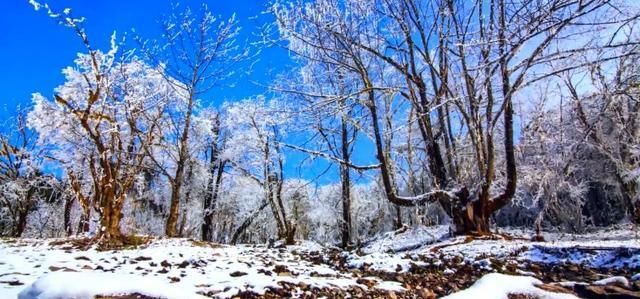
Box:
[346, 225, 640, 274]
[442, 273, 578, 299]
[2, 225, 639, 298]
[0, 238, 401, 299]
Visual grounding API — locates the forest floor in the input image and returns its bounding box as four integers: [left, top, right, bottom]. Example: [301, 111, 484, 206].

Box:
[1, 225, 639, 299]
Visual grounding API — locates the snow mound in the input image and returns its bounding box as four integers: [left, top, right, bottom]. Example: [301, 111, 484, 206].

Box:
[593, 276, 629, 287]
[442, 273, 578, 299]
[18, 272, 202, 299]
[361, 225, 450, 254]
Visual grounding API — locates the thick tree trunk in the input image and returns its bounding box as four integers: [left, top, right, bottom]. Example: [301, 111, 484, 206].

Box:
[97, 169, 125, 243]
[100, 195, 124, 242]
[451, 199, 492, 235]
[284, 223, 296, 245]
[13, 209, 28, 237]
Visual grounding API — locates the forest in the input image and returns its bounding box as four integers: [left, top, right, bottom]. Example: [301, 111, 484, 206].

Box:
[1, 0, 640, 298]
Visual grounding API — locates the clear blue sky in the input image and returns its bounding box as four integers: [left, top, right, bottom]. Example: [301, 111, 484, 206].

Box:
[0, 0, 289, 115]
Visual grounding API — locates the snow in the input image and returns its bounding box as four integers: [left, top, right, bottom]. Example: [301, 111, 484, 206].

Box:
[343, 225, 450, 272]
[521, 245, 640, 269]
[374, 280, 405, 292]
[411, 226, 640, 270]
[2, 226, 639, 298]
[345, 251, 426, 272]
[18, 272, 201, 299]
[0, 238, 396, 298]
[28, 0, 41, 11]
[442, 273, 578, 299]
[443, 268, 455, 275]
[343, 225, 640, 275]
[360, 225, 450, 254]
[593, 276, 629, 287]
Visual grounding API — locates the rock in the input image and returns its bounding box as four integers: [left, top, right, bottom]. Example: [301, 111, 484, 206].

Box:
[536, 283, 574, 294]
[575, 284, 640, 299]
[0, 280, 24, 286]
[48, 266, 77, 272]
[418, 288, 436, 299]
[229, 271, 247, 277]
[177, 260, 190, 268]
[75, 256, 91, 261]
[157, 268, 169, 274]
[356, 278, 376, 288]
[168, 276, 180, 283]
[273, 264, 289, 274]
[134, 256, 152, 261]
[297, 282, 308, 290]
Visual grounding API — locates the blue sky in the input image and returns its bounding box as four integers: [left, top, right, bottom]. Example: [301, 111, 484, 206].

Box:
[0, 0, 365, 185]
[0, 0, 289, 114]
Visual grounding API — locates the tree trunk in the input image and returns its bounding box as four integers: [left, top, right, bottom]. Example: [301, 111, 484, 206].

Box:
[340, 108, 352, 248]
[166, 92, 195, 237]
[231, 201, 269, 244]
[340, 164, 352, 248]
[97, 170, 125, 243]
[203, 133, 222, 241]
[166, 178, 183, 237]
[64, 196, 74, 236]
[451, 200, 492, 235]
[394, 205, 403, 230]
[13, 209, 29, 237]
[202, 162, 224, 241]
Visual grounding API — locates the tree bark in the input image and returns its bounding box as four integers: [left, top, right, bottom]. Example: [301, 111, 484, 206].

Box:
[340, 102, 352, 248]
[166, 91, 196, 237]
[231, 201, 269, 244]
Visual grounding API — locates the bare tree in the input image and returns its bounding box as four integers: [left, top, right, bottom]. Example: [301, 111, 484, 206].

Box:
[136, 4, 247, 237]
[273, 0, 640, 234]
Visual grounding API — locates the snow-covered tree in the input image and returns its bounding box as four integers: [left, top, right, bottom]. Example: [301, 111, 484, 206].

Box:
[135, 3, 247, 237]
[272, 0, 640, 234]
[223, 97, 298, 244]
[0, 109, 58, 237]
[27, 5, 185, 242]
